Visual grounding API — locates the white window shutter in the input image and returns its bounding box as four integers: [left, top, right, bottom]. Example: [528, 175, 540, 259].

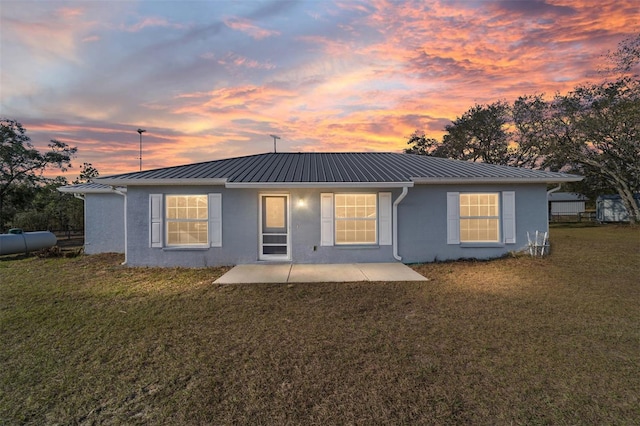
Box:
[320, 193, 334, 246]
[502, 191, 516, 244]
[209, 193, 222, 247]
[447, 192, 460, 245]
[378, 192, 392, 246]
[149, 194, 163, 248]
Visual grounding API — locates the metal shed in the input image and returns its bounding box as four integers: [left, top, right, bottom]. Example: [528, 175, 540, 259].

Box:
[596, 194, 640, 223]
[548, 192, 587, 217]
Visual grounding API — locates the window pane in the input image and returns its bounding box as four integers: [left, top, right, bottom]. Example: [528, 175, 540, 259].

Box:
[165, 195, 209, 246]
[167, 221, 208, 245]
[366, 206, 376, 218]
[334, 194, 377, 244]
[263, 245, 287, 255]
[197, 206, 208, 220]
[460, 218, 499, 242]
[459, 193, 499, 242]
[488, 197, 498, 216]
[167, 195, 210, 221]
[265, 197, 285, 228]
[263, 235, 287, 244]
[335, 219, 376, 244]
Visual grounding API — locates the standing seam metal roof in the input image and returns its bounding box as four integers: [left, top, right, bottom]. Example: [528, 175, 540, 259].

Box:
[95, 152, 581, 184]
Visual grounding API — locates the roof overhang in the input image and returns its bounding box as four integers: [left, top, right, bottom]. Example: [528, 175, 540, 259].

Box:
[57, 186, 127, 194]
[224, 181, 414, 189]
[95, 178, 228, 186]
[92, 175, 582, 188]
[410, 176, 583, 184]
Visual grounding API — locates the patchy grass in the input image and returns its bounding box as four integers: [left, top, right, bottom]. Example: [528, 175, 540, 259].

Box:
[1, 226, 638, 424]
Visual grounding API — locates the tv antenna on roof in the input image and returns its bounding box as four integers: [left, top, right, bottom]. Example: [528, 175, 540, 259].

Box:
[137, 128, 146, 171]
[269, 134, 280, 153]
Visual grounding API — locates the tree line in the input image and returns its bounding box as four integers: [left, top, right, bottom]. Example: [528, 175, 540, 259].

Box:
[405, 34, 639, 224]
[0, 119, 99, 233]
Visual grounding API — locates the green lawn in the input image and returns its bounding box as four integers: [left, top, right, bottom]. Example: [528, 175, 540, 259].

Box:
[1, 226, 639, 424]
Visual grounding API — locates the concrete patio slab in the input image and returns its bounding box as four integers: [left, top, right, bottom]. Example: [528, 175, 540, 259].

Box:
[288, 264, 367, 283]
[214, 262, 428, 284]
[356, 263, 428, 282]
[213, 263, 291, 284]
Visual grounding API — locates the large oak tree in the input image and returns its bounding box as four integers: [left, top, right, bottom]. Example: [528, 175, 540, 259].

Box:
[405, 34, 640, 223]
[0, 119, 77, 230]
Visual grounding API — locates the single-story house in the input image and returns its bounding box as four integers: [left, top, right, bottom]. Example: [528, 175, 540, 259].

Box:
[60, 152, 581, 267]
[596, 194, 640, 223]
[548, 192, 587, 217]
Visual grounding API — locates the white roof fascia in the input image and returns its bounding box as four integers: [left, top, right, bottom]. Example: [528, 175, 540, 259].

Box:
[410, 176, 583, 184]
[95, 178, 228, 186]
[57, 186, 126, 194]
[224, 181, 415, 189]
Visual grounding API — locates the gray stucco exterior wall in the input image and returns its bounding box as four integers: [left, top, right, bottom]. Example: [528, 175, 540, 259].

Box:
[84, 193, 125, 254]
[397, 184, 548, 263]
[123, 183, 549, 267]
[125, 186, 395, 267]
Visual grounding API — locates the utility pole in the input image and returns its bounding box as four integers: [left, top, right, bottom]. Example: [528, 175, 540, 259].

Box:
[137, 129, 146, 171]
[269, 134, 280, 153]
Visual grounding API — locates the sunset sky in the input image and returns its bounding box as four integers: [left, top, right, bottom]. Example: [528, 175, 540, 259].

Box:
[1, 0, 638, 178]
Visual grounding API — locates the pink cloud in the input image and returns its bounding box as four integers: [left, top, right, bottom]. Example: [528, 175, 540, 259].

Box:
[8, 0, 639, 179]
[217, 52, 276, 70]
[55, 7, 84, 19]
[82, 35, 100, 43]
[224, 17, 280, 39]
[124, 17, 184, 32]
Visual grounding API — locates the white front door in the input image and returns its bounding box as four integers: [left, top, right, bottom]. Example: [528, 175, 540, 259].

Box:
[259, 194, 290, 260]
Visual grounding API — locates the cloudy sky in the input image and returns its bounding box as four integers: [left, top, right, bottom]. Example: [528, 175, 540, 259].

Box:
[1, 0, 638, 177]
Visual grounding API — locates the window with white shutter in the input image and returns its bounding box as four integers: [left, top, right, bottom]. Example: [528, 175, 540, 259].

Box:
[149, 193, 223, 248]
[447, 191, 516, 244]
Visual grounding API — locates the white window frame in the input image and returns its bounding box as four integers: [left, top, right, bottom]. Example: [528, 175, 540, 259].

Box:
[258, 193, 291, 260]
[459, 193, 500, 243]
[334, 193, 378, 245]
[149, 193, 223, 249]
[321, 192, 392, 247]
[447, 191, 516, 245]
[165, 195, 209, 247]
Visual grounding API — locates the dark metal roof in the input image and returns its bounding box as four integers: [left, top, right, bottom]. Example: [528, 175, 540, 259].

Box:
[95, 152, 581, 186]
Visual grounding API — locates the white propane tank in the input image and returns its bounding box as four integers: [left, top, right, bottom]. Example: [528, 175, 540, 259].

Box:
[0, 230, 58, 255]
